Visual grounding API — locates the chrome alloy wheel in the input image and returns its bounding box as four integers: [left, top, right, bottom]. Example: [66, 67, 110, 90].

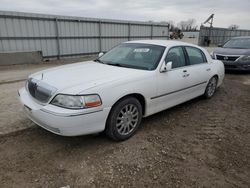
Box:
[116, 104, 139, 135]
[207, 77, 217, 97]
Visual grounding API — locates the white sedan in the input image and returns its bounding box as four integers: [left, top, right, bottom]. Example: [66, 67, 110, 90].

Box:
[18, 40, 224, 141]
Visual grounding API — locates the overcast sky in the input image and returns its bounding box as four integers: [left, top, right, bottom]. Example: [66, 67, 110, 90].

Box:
[1, 0, 250, 29]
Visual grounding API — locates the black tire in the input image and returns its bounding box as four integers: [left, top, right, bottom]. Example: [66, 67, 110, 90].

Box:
[204, 76, 218, 98]
[105, 97, 142, 141]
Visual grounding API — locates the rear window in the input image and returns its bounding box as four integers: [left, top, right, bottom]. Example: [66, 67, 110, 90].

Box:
[185, 47, 207, 65]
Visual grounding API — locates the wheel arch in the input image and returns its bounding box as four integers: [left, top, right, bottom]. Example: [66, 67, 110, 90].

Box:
[104, 93, 146, 140]
[111, 93, 146, 116]
[211, 74, 219, 86]
[213, 74, 219, 79]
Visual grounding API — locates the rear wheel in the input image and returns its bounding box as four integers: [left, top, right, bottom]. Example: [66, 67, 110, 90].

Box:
[105, 97, 142, 141]
[204, 76, 218, 98]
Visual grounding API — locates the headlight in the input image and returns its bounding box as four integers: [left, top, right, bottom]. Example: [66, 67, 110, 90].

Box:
[240, 55, 250, 62]
[51, 94, 102, 109]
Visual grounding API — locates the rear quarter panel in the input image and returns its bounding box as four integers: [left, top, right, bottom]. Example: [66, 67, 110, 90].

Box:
[202, 47, 225, 87]
[210, 60, 225, 87]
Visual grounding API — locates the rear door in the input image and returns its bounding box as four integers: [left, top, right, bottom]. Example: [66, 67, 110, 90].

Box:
[184, 46, 212, 96]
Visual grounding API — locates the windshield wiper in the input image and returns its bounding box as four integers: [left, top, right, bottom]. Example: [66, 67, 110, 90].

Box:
[106, 63, 124, 67]
[94, 59, 105, 64]
[106, 62, 150, 70]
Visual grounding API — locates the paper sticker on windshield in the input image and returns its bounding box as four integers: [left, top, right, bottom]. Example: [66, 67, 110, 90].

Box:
[134, 48, 150, 53]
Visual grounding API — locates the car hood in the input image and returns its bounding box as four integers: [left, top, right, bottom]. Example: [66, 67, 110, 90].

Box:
[213, 47, 250, 56]
[30, 61, 148, 94]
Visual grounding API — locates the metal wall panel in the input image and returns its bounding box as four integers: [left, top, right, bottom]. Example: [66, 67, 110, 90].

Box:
[130, 25, 151, 36]
[153, 26, 169, 37]
[101, 23, 128, 37]
[101, 38, 128, 52]
[0, 11, 169, 59]
[199, 26, 250, 46]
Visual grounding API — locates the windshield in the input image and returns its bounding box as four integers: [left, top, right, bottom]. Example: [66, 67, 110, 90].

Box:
[98, 43, 165, 70]
[223, 38, 250, 49]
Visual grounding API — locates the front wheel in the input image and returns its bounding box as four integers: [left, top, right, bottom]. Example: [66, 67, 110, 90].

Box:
[105, 97, 142, 141]
[204, 76, 218, 98]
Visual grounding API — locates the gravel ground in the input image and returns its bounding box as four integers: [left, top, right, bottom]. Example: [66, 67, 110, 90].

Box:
[0, 73, 249, 187]
[0, 40, 249, 187]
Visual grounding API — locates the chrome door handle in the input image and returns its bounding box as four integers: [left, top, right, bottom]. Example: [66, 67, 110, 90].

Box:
[206, 68, 211, 71]
[182, 70, 189, 77]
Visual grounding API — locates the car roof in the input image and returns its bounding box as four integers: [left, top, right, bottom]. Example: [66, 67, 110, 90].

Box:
[125, 39, 196, 48]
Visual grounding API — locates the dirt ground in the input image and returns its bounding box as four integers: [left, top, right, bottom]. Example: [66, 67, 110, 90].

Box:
[0, 72, 249, 187]
[0, 40, 249, 187]
[0, 56, 95, 84]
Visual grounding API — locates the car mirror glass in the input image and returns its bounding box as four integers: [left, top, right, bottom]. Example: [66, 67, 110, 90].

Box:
[166, 61, 172, 71]
[160, 61, 172, 73]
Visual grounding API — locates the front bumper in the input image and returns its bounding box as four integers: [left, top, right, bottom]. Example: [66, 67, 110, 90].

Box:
[222, 61, 250, 71]
[18, 87, 111, 136]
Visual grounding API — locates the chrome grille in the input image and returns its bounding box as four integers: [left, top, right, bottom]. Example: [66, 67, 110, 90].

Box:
[216, 55, 240, 62]
[27, 78, 57, 103]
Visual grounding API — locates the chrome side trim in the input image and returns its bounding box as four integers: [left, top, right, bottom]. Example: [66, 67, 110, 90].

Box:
[40, 109, 104, 117]
[151, 81, 207, 99]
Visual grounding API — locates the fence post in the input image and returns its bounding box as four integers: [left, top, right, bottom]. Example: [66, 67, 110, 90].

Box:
[151, 24, 153, 39]
[55, 18, 60, 59]
[128, 23, 131, 41]
[222, 29, 226, 44]
[167, 24, 170, 39]
[98, 20, 102, 52]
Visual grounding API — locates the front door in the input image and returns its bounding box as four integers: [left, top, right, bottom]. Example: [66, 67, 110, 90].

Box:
[152, 46, 191, 113]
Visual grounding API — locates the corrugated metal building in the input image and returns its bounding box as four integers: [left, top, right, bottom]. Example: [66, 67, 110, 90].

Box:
[0, 11, 169, 59]
[199, 26, 250, 46]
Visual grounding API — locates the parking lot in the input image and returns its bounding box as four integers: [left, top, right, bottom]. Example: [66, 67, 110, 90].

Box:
[0, 53, 250, 187]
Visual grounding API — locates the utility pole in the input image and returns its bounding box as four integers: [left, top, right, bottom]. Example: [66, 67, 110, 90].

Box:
[202, 14, 214, 46]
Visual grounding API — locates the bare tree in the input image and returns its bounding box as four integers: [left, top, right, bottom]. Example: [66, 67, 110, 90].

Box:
[186, 19, 196, 30]
[164, 20, 175, 31]
[159, 19, 199, 31]
[177, 21, 187, 31]
[228, 24, 239, 30]
[177, 19, 198, 31]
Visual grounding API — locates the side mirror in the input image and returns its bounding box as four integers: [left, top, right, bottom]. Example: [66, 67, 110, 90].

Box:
[210, 52, 215, 59]
[98, 52, 104, 57]
[217, 44, 223, 47]
[160, 61, 172, 73]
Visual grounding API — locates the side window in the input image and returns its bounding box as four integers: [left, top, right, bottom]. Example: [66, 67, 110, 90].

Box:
[165, 47, 186, 69]
[185, 47, 207, 65]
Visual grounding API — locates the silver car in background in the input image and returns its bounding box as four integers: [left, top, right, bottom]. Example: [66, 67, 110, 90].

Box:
[211, 36, 250, 71]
